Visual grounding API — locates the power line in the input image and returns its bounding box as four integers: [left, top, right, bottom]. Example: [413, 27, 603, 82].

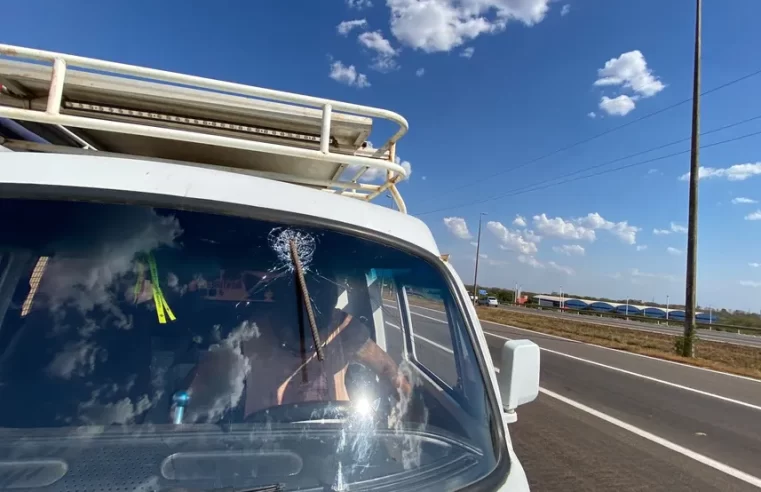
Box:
[443, 66, 761, 194]
[416, 126, 761, 216]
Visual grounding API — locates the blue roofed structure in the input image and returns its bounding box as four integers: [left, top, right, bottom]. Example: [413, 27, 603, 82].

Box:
[533, 295, 710, 321]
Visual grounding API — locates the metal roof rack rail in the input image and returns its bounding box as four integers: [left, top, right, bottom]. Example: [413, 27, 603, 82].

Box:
[0, 44, 410, 212]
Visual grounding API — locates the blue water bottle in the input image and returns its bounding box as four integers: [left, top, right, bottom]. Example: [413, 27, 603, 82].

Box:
[173, 391, 190, 424]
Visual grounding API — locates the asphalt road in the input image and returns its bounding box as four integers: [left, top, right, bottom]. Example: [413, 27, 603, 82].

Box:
[496, 305, 761, 349]
[383, 301, 761, 491]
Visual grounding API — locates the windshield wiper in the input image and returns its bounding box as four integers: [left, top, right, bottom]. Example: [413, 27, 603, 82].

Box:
[290, 238, 324, 361]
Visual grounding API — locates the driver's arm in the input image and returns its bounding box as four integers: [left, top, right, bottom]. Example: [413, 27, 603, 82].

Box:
[355, 338, 413, 397]
[338, 312, 412, 398]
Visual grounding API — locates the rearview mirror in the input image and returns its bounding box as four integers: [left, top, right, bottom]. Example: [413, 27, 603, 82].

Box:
[498, 339, 540, 423]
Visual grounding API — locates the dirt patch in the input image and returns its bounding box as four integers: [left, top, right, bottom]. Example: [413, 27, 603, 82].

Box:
[476, 307, 761, 380]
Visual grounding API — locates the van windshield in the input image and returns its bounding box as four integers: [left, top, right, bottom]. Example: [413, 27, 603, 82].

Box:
[0, 198, 501, 492]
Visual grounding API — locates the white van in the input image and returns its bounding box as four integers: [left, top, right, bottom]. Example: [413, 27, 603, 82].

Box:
[0, 44, 540, 492]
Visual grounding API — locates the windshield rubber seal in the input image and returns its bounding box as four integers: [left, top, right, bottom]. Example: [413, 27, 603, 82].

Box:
[0, 183, 512, 492]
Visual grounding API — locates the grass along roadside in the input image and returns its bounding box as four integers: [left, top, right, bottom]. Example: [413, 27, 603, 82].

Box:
[475, 307, 761, 380]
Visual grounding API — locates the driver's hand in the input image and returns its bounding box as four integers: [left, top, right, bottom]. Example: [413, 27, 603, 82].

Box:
[397, 373, 413, 397]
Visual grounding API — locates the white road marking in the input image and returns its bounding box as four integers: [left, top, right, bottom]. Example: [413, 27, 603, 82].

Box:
[395, 304, 761, 410]
[410, 311, 449, 324]
[501, 307, 761, 345]
[537, 386, 761, 489]
[385, 321, 453, 354]
[478, 314, 761, 384]
[389, 302, 761, 486]
[500, 358, 761, 487]
[483, 330, 761, 413]
[389, 301, 761, 385]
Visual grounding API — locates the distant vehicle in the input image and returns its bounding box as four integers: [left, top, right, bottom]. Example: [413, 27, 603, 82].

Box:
[479, 296, 499, 307]
[0, 45, 539, 491]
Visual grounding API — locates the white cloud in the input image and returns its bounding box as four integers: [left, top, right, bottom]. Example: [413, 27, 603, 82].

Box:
[78, 392, 156, 425]
[337, 19, 369, 35]
[740, 280, 761, 288]
[486, 221, 538, 255]
[347, 0, 373, 9]
[329, 61, 370, 88]
[532, 212, 638, 244]
[679, 163, 761, 182]
[653, 222, 686, 235]
[548, 261, 574, 275]
[513, 215, 527, 227]
[594, 50, 665, 98]
[749, 262, 760, 268]
[358, 31, 400, 71]
[186, 322, 260, 423]
[587, 111, 596, 118]
[553, 244, 585, 256]
[517, 255, 544, 269]
[560, 4, 571, 16]
[470, 241, 478, 247]
[732, 197, 758, 204]
[47, 341, 104, 380]
[647, 168, 659, 175]
[746, 210, 761, 221]
[670, 222, 687, 233]
[460, 46, 475, 58]
[631, 268, 678, 282]
[444, 217, 472, 239]
[395, 155, 412, 177]
[599, 95, 636, 116]
[522, 229, 542, 243]
[575, 212, 639, 245]
[667, 247, 682, 256]
[387, 0, 551, 53]
[636, 245, 648, 251]
[533, 213, 596, 241]
[416, 67, 425, 76]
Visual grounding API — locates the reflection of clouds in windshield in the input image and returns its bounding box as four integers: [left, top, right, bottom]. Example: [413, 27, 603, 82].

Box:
[186, 321, 260, 423]
[388, 360, 428, 470]
[78, 390, 156, 425]
[40, 209, 182, 327]
[47, 341, 106, 380]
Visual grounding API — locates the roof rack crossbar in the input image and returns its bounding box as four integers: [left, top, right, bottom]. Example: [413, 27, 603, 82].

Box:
[0, 44, 410, 212]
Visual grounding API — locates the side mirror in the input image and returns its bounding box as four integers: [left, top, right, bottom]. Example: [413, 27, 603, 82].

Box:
[498, 339, 540, 423]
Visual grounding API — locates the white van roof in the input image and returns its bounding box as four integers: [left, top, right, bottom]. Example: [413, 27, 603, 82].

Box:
[0, 44, 410, 212]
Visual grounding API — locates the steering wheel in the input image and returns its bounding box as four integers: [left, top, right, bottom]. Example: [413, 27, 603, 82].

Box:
[243, 401, 354, 424]
[244, 362, 400, 424]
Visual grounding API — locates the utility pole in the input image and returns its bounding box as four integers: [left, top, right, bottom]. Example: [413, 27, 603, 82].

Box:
[472, 212, 487, 304]
[666, 295, 670, 325]
[682, 0, 702, 357]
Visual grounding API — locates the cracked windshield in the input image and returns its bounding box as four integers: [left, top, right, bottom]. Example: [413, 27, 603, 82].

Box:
[0, 198, 496, 491]
[2, 0, 761, 491]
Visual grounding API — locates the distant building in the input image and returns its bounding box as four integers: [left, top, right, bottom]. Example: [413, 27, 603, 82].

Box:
[533, 294, 712, 321]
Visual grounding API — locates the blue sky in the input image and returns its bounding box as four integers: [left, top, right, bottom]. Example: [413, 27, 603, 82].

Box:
[4, 0, 761, 311]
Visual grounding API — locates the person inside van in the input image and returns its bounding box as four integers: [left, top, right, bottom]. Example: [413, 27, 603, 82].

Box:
[178, 269, 412, 423]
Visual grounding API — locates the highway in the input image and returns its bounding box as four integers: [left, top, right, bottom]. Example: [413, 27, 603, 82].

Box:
[496, 305, 761, 349]
[383, 301, 761, 491]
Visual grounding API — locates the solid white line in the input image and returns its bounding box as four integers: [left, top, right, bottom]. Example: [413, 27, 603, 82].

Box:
[486, 360, 761, 487]
[537, 386, 761, 489]
[391, 301, 761, 384]
[410, 311, 449, 324]
[385, 321, 453, 354]
[484, 330, 761, 413]
[477, 315, 761, 384]
[508, 308, 761, 346]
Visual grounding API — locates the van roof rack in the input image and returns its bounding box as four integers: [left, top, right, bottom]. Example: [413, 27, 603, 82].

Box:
[0, 44, 410, 212]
